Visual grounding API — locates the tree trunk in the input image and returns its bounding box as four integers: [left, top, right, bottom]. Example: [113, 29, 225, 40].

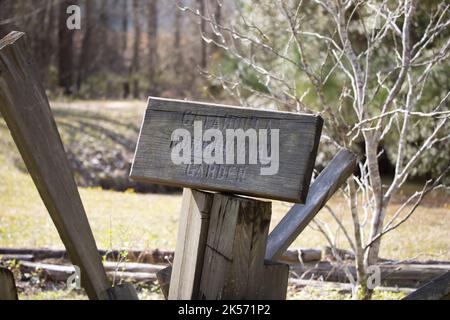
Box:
[121, 0, 129, 98]
[77, 0, 92, 92]
[364, 135, 385, 266]
[173, 6, 183, 74]
[58, 0, 76, 95]
[197, 0, 207, 69]
[212, 0, 222, 55]
[129, 0, 141, 99]
[148, 0, 158, 95]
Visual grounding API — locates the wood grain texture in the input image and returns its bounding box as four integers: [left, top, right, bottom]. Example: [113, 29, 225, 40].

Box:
[198, 193, 274, 300]
[0, 267, 18, 300]
[403, 271, 450, 300]
[169, 189, 214, 300]
[157, 266, 172, 299]
[131, 97, 323, 203]
[98, 284, 139, 300]
[265, 149, 357, 261]
[0, 31, 109, 299]
[257, 261, 289, 300]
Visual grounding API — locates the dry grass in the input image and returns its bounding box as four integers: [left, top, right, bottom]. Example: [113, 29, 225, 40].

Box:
[0, 100, 448, 300]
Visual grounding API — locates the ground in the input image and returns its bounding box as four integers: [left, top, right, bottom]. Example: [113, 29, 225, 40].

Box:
[0, 101, 449, 300]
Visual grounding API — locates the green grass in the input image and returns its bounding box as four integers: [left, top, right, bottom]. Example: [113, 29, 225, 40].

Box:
[0, 100, 448, 300]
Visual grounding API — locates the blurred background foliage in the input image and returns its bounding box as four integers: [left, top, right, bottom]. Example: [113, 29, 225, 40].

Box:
[0, 0, 448, 187]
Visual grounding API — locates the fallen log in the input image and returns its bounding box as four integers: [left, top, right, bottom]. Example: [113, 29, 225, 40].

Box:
[0, 248, 174, 264]
[290, 262, 450, 288]
[102, 249, 174, 264]
[288, 278, 415, 295]
[403, 271, 450, 300]
[20, 261, 75, 282]
[324, 246, 355, 261]
[103, 261, 165, 274]
[16, 259, 450, 291]
[0, 254, 34, 262]
[281, 249, 322, 264]
[0, 247, 321, 264]
[107, 271, 157, 284]
[0, 248, 66, 260]
[19, 261, 159, 284]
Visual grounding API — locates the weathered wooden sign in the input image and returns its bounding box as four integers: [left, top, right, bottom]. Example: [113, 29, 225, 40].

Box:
[130, 97, 323, 203]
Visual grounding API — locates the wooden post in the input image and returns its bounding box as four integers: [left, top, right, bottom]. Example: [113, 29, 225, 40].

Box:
[0, 268, 18, 300]
[130, 97, 323, 203]
[258, 261, 289, 300]
[266, 149, 357, 261]
[0, 31, 114, 299]
[169, 189, 214, 300]
[198, 193, 288, 300]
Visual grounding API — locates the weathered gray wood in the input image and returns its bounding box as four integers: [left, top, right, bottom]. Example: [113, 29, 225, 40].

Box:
[169, 189, 214, 300]
[131, 97, 323, 203]
[403, 271, 450, 300]
[0, 267, 18, 300]
[157, 266, 172, 299]
[198, 193, 273, 299]
[98, 284, 139, 300]
[103, 261, 165, 274]
[281, 249, 322, 264]
[0, 31, 109, 299]
[266, 149, 357, 261]
[257, 261, 289, 300]
[0, 246, 321, 264]
[0, 254, 35, 262]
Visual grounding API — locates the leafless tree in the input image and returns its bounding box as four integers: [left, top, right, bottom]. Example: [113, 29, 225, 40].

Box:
[148, 0, 159, 95]
[58, 0, 77, 95]
[180, 0, 450, 299]
[77, 0, 93, 92]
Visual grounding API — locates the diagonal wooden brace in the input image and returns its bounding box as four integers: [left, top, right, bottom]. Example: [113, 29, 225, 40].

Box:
[265, 149, 357, 261]
[0, 267, 18, 300]
[403, 271, 450, 300]
[0, 31, 137, 300]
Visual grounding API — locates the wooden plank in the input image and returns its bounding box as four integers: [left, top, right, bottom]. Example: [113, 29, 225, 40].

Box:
[257, 261, 289, 300]
[131, 97, 323, 203]
[265, 149, 357, 261]
[98, 284, 139, 300]
[169, 189, 214, 300]
[0, 247, 174, 264]
[0, 31, 109, 299]
[403, 271, 450, 300]
[198, 193, 272, 299]
[0, 267, 18, 300]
